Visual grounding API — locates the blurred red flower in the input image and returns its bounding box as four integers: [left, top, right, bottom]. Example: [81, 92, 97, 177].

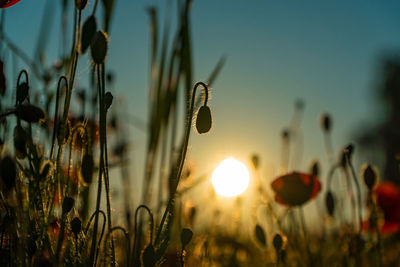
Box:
[271, 172, 321, 206]
[0, 0, 21, 8]
[376, 182, 400, 234]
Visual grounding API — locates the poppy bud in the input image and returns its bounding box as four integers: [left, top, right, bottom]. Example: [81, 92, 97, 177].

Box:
[362, 164, 377, 191]
[320, 113, 331, 132]
[81, 153, 94, 184]
[90, 31, 108, 64]
[326, 191, 335, 216]
[251, 154, 260, 169]
[181, 228, 193, 248]
[0, 156, 16, 191]
[62, 197, 74, 214]
[254, 224, 266, 247]
[70, 217, 82, 236]
[16, 82, 29, 103]
[195, 106, 212, 134]
[81, 16, 97, 54]
[104, 92, 113, 111]
[17, 104, 45, 123]
[13, 125, 27, 158]
[309, 160, 320, 177]
[142, 244, 156, 267]
[281, 129, 290, 140]
[273, 233, 283, 251]
[75, 0, 88, 10]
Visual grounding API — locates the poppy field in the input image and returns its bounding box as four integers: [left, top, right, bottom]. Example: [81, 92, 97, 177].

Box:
[0, 0, 400, 266]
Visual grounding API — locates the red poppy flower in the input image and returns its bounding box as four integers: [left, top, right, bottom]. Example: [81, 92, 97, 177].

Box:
[376, 182, 400, 234]
[0, 0, 21, 8]
[271, 172, 321, 206]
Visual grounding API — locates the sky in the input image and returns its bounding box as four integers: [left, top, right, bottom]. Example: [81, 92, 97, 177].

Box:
[3, 1, 400, 209]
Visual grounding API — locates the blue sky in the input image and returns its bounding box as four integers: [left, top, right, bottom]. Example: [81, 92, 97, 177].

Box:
[3, 1, 400, 201]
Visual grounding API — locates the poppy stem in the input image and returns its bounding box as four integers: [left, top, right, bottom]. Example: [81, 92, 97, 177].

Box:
[299, 208, 312, 266]
[346, 155, 363, 234]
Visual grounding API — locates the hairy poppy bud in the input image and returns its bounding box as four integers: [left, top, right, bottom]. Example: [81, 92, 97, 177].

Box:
[320, 113, 331, 132]
[70, 217, 82, 235]
[16, 82, 29, 103]
[181, 228, 193, 248]
[81, 153, 94, 184]
[62, 197, 74, 214]
[81, 16, 97, 54]
[90, 31, 108, 64]
[0, 156, 16, 191]
[142, 244, 156, 267]
[326, 191, 335, 216]
[254, 224, 266, 247]
[75, 0, 88, 10]
[17, 104, 45, 123]
[195, 106, 212, 134]
[104, 92, 113, 111]
[362, 164, 377, 191]
[273, 233, 283, 251]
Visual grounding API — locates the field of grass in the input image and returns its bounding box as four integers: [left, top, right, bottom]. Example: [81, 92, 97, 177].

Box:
[0, 0, 399, 266]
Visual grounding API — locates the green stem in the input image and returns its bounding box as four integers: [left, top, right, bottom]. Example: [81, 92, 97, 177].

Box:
[347, 155, 363, 234]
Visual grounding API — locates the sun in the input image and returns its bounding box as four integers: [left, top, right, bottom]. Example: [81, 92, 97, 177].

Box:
[211, 158, 250, 197]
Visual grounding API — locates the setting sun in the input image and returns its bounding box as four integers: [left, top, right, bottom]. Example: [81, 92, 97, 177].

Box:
[211, 158, 250, 197]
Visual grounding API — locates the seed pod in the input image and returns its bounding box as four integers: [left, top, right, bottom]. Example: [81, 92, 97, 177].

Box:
[13, 125, 27, 158]
[81, 153, 94, 184]
[81, 16, 97, 54]
[17, 104, 45, 123]
[326, 191, 335, 216]
[362, 164, 377, 191]
[254, 224, 266, 247]
[273, 233, 283, 251]
[181, 228, 193, 248]
[62, 197, 74, 214]
[75, 0, 88, 10]
[90, 31, 108, 64]
[142, 244, 156, 267]
[70, 217, 82, 235]
[195, 106, 212, 134]
[0, 156, 16, 191]
[320, 113, 332, 132]
[104, 92, 113, 111]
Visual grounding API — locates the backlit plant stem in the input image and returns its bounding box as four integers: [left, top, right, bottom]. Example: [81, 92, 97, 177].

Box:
[155, 81, 209, 245]
[346, 154, 363, 234]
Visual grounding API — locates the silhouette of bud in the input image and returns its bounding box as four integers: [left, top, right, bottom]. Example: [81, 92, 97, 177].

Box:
[17, 104, 45, 123]
[81, 153, 94, 184]
[13, 125, 27, 158]
[281, 129, 290, 140]
[181, 228, 193, 248]
[62, 197, 74, 214]
[195, 106, 212, 134]
[90, 31, 108, 64]
[326, 191, 335, 216]
[0, 156, 16, 191]
[273, 233, 283, 251]
[75, 0, 88, 10]
[309, 160, 320, 177]
[81, 16, 97, 54]
[104, 92, 113, 111]
[16, 82, 29, 103]
[251, 154, 260, 169]
[70, 217, 82, 236]
[142, 244, 156, 267]
[320, 113, 331, 132]
[106, 72, 114, 83]
[0, 60, 6, 96]
[362, 164, 377, 191]
[254, 224, 266, 247]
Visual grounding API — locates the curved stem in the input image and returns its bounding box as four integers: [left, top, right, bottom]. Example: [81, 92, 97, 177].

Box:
[84, 209, 106, 267]
[133, 204, 154, 263]
[346, 154, 363, 234]
[155, 82, 209, 246]
[103, 227, 130, 266]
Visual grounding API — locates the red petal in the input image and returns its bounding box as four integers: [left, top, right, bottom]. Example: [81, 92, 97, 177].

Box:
[271, 177, 284, 192]
[0, 0, 21, 8]
[381, 221, 400, 235]
[310, 177, 322, 200]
